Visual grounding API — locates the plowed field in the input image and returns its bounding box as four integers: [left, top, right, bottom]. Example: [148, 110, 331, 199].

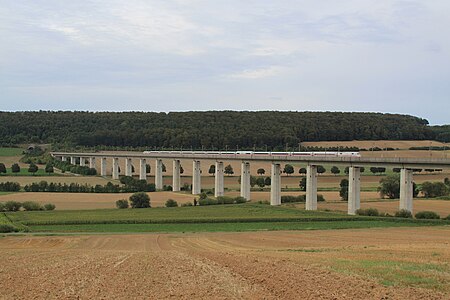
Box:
[1, 227, 449, 299]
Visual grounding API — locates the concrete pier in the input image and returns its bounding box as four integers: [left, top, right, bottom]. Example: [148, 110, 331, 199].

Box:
[89, 157, 96, 169]
[240, 162, 251, 200]
[192, 160, 201, 195]
[306, 165, 318, 210]
[155, 159, 163, 190]
[400, 168, 413, 213]
[139, 159, 147, 180]
[112, 158, 119, 180]
[70, 156, 76, 165]
[214, 161, 224, 197]
[173, 159, 181, 192]
[270, 163, 281, 205]
[347, 167, 361, 215]
[101, 157, 107, 176]
[80, 157, 86, 167]
[125, 158, 133, 177]
[61, 156, 67, 162]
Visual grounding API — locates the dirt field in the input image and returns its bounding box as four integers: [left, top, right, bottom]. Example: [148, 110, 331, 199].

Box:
[301, 140, 450, 150]
[0, 191, 196, 210]
[0, 227, 448, 299]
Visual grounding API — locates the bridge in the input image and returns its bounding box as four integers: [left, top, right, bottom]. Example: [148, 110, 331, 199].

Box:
[50, 151, 450, 215]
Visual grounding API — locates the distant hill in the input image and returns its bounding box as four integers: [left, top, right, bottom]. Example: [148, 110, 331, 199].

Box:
[0, 111, 446, 149]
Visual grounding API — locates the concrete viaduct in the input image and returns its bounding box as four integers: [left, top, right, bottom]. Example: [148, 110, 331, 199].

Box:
[51, 151, 450, 215]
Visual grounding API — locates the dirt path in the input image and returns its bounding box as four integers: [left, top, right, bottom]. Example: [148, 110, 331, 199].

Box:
[1, 227, 449, 299]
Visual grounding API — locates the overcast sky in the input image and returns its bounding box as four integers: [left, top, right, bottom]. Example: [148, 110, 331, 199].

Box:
[1, 1, 449, 124]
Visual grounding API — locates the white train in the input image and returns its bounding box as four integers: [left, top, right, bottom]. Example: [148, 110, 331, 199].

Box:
[143, 151, 361, 157]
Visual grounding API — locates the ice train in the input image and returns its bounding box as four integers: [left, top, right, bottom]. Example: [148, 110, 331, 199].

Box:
[143, 151, 361, 157]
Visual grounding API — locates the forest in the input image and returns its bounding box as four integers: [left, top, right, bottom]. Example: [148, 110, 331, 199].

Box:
[0, 111, 446, 149]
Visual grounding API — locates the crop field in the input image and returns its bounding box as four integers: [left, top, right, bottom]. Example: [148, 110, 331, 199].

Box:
[0, 227, 449, 299]
[4, 204, 449, 234]
[0, 147, 23, 157]
[301, 140, 450, 150]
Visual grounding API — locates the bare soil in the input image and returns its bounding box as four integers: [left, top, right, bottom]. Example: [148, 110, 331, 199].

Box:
[0, 227, 448, 299]
[301, 140, 450, 150]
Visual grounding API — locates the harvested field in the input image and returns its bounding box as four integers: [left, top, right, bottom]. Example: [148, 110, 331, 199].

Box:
[0, 227, 449, 299]
[0, 191, 195, 209]
[301, 140, 450, 150]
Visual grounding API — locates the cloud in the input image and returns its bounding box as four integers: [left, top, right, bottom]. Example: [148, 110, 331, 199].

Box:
[0, 1, 449, 124]
[228, 66, 286, 79]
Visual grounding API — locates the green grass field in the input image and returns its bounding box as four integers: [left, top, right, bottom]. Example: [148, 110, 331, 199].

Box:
[4, 204, 449, 234]
[0, 148, 23, 157]
[0, 168, 58, 176]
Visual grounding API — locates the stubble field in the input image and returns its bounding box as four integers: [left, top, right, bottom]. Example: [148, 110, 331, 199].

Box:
[0, 227, 449, 299]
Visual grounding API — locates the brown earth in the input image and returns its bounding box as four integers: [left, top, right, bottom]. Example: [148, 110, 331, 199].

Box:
[0, 227, 449, 299]
[301, 140, 450, 150]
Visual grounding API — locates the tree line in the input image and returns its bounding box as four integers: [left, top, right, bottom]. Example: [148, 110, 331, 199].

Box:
[0, 111, 442, 149]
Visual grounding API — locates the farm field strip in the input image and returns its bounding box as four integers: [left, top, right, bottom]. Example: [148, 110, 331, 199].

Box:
[0, 227, 449, 299]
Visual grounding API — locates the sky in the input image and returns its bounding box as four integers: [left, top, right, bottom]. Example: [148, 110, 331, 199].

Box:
[0, 0, 449, 124]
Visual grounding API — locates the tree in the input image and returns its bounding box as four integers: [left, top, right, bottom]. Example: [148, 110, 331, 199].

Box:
[264, 177, 271, 186]
[180, 165, 184, 174]
[283, 164, 294, 176]
[116, 199, 129, 209]
[257, 168, 265, 176]
[162, 163, 166, 172]
[28, 163, 38, 175]
[256, 177, 265, 188]
[129, 192, 151, 208]
[11, 163, 20, 175]
[370, 167, 386, 175]
[0, 163, 6, 174]
[250, 175, 257, 187]
[331, 166, 340, 176]
[45, 163, 54, 175]
[224, 164, 234, 176]
[420, 182, 448, 198]
[339, 179, 349, 201]
[317, 165, 326, 175]
[379, 175, 400, 199]
[299, 167, 307, 175]
[299, 178, 306, 191]
[208, 164, 215, 175]
[146, 164, 151, 173]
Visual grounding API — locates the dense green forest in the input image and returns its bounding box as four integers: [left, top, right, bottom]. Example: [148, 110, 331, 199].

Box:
[0, 111, 446, 150]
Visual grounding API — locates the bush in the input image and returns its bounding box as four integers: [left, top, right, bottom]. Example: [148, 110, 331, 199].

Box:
[415, 211, 440, 219]
[281, 195, 305, 203]
[198, 198, 218, 206]
[444, 214, 450, 220]
[394, 209, 413, 218]
[116, 199, 129, 209]
[0, 202, 4, 211]
[0, 224, 18, 233]
[356, 208, 379, 216]
[216, 196, 235, 205]
[22, 201, 43, 211]
[181, 202, 193, 207]
[165, 199, 178, 207]
[129, 192, 151, 208]
[163, 185, 173, 191]
[256, 200, 270, 205]
[317, 194, 326, 202]
[4, 201, 22, 212]
[234, 196, 247, 204]
[420, 181, 448, 198]
[43, 203, 56, 211]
